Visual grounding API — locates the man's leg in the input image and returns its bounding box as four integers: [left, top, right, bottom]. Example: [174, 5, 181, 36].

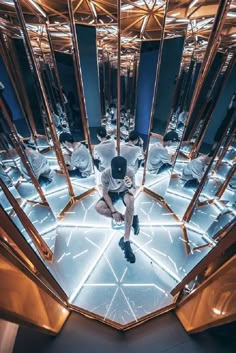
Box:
[123, 193, 134, 241]
[95, 200, 113, 218]
[119, 193, 135, 264]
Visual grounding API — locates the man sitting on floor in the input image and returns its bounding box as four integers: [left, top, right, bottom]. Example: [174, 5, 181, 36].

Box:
[59, 132, 93, 178]
[95, 156, 139, 264]
[147, 131, 179, 174]
[120, 131, 144, 173]
[93, 126, 116, 172]
[20, 141, 54, 186]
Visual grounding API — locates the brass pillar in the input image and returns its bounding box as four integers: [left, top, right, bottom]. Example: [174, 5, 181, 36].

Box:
[0, 180, 53, 262]
[0, 205, 68, 301]
[183, 110, 236, 222]
[67, 0, 92, 156]
[0, 32, 37, 141]
[14, 0, 75, 197]
[117, 0, 121, 154]
[216, 164, 236, 199]
[0, 96, 47, 203]
[142, 0, 169, 185]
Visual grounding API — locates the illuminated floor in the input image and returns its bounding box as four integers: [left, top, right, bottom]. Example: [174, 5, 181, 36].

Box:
[0, 143, 234, 328]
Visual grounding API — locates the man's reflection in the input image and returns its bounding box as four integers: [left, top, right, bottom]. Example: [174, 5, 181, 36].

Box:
[59, 132, 92, 178]
[181, 153, 212, 188]
[147, 131, 179, 174]
[120, 131, 144, 174]
[93, 127, 116, 172]
[20, 140, 54, 186]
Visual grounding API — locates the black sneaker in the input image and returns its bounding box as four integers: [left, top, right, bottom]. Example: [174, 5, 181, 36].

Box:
[118, 237, 136, 263]
[132, 215, 140, 235]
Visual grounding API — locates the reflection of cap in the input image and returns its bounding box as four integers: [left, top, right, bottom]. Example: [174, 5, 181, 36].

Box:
[163, 131, 179, 142]
[111, 156, 127, 179]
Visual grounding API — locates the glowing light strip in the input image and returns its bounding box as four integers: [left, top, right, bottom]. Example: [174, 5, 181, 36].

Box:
[189, 0, 199, 9]
[104, 287, 119, 320]
[69, 232, 115, 303]
[120, 287, 137, 322]
[132, 239, 181, 282]
[122, 283, 166, 294]
[27, 0, 46, 17]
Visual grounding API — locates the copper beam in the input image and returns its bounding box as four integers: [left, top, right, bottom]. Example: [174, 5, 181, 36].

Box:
[179, 0, 231, 150]
[0, 96, 47, 203]
[216, 164, 236, 199]
[67, 0, 92, 157]
[0, 206, 68, 302]
[189, 54, 230, 158]
[14, 0, 75, 197]
[142, 0, 169, 185]
[117, 0, 121, 155]
[0, 180, 53, 262]
[45, 22, 68, 121]
[0, 32, 37, 141]
[171, 217, 236, 296]
[183, 109, 236, 222]
[213, 125, 236, 173]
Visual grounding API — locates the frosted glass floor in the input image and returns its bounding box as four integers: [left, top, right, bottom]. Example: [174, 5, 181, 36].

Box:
[146, 175, 171, 198]
[189, 204, 221, 232]
[72, 235, 176, 326]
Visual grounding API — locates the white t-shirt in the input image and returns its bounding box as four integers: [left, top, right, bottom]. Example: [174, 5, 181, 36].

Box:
[93, 139, 116, 171]
[21, 148, 52, 180]
[182, 156, 207, 181]
[101, 167, 135, 192]
[120, 142, 143, 173]
[147, 142, 171, 174]
[70, 143, 93, 177]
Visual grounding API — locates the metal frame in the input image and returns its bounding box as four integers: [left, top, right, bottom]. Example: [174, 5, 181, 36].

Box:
[0, 179, 53, 261]
[14, 0, 75, 197]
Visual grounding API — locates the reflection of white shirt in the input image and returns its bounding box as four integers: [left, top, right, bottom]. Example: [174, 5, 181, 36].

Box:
[147, 142, 171, 174]
[120, 142, 143, 173]
[93, 139, 116, 171]
[21, 148, 52, 180]
[70, 143, 93, 177]
[182, 156, 206, 181]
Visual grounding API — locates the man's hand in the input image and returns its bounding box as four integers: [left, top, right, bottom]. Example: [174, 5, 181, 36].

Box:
[112, 211, 124, 223]
[124, 176, 132, 188]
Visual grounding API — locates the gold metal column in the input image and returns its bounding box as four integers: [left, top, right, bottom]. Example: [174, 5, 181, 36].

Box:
[142, 0, 169, 185]
[0, 32, 37, 141]
[67, 0, 92, 156]
[216, 164, 236, 199]
[0, 180, 53, 262]
[0, 239, 69, 334]
[171, 217, 236, 296]
[117, 0, 121, 155]
[0, 96, 47, 204]
[180, 0, 231, 145]
[183, 109, 236, 223]
[14, 0, 75, 197]
[0, 205, 68, 301]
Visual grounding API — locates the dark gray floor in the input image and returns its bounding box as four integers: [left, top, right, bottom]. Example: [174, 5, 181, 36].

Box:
[13, 312, 236, 353]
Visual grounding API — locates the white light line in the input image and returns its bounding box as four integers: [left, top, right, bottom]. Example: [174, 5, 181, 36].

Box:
[161, 225, 173, 243]
[120, 287, 138, 322]
[82, 283, 116, 287]
[69, 233, 115, 303]
[104, 287, 119, 320]
[189, 0, 199, 9]
[152, 248, 167, 257]
[82, 209, 88, 224]
[85, 237, 100, 249]
[87, 199, 98, 211]
[120, 267, 128, 282]
[73, 249, 88, 259]
[167, 256, 179, 273]
[132, 239, 181, 282]
[104, 254, 119, 282]
[122, 283, 166, 294]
